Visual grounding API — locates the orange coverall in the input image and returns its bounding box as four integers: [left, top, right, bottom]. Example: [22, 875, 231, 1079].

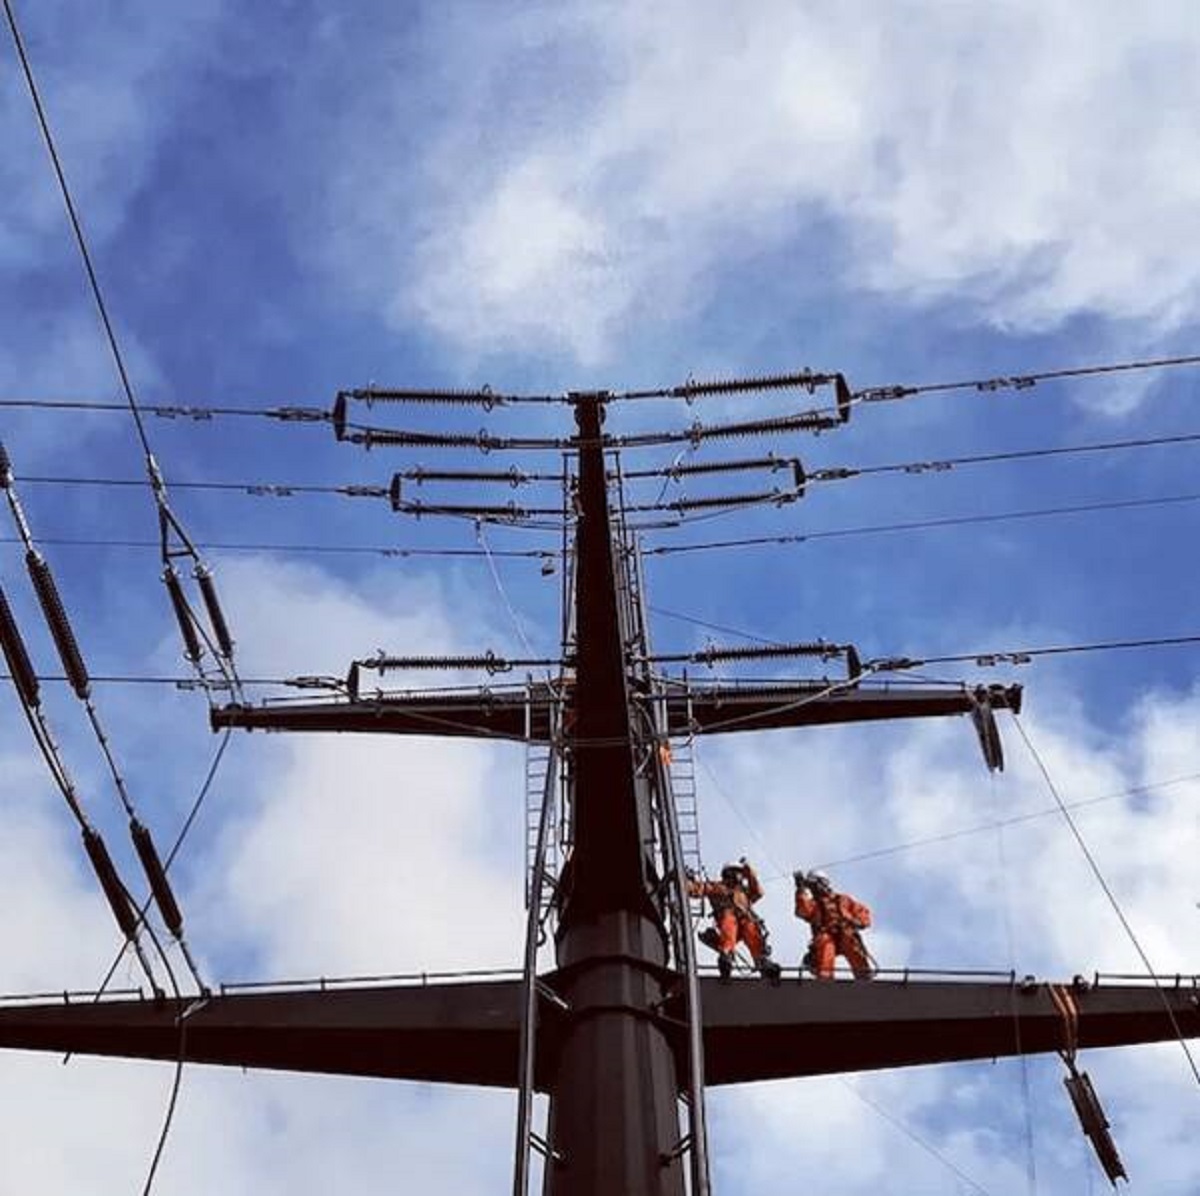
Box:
[689, 869, 769, 964]
[794, 886, 873, 979]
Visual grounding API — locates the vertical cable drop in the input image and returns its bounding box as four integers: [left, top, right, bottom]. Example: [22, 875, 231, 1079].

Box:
[0, 580, 40, 709]
[130, 821, 183, 938]
[163, 566, 204, 664]
[81, 826, 140, 941]
[195, 565, 235, 660]
[25, 549, 90, 697]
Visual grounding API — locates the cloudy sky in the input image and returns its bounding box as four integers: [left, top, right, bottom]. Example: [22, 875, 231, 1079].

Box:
[2, 1, 1198, 1192]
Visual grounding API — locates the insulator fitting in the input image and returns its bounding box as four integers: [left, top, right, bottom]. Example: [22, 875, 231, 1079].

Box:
[672, 369, 835, 400]
[846, 644, 863, 680]
[163, 566, 204, 663]
[357, 649, 523, 674]
[354, 426, 502, 451]
[130, 820, 184, 939]
[82, 826, 139, 940]
[0, 580, 40, 708]
[662, 491, 782, 513]
[0, 436, 12, 487]
[834, 373, 853, 423]
[195, 565, 235, 659]
[25, 551, 89, 698]
[331, 393, 349, 442]
[344, 384, 505, 410]
[389, 474, 403, 511]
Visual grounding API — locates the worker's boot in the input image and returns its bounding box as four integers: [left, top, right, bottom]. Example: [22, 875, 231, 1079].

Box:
[758, 958, 782, 986]
[717, 952, 734, 983]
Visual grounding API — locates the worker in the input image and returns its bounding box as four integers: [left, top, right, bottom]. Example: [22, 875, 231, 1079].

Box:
[688, 858, 782, 983]
[793, 869, 874, 980]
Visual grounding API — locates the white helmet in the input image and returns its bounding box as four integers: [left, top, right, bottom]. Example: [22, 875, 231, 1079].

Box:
[809, 870, 832, 891]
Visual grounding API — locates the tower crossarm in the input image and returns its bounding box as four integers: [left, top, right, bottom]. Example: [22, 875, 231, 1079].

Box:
[0, 979, 525, 1088]
[1, 972, 1193, 1093]
[689, 975, 1199, 1085]
[210, 685, 554, 741]
[209, 681, 1020, 743]
[666, 679, 1022, 737]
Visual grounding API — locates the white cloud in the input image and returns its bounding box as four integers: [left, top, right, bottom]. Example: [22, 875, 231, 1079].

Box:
[311, 1, 1200, 364]
[1, 0, 228, 270]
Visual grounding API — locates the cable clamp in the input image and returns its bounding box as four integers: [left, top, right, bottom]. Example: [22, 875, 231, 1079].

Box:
[868, 655, 922, 672]
[149, 405, 214, 421]
[973, 652, 1032, 667]
[856, 385, 916, 402]
[268, 406, 330, 422]
[975, 375, 1038, 393]
[284, 675, 345, 691]
[146, 454, 167, 497]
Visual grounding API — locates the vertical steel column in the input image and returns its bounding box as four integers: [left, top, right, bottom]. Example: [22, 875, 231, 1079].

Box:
[543, 396, 685, 1196]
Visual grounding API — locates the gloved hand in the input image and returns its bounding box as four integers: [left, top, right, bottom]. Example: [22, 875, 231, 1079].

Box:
[793, 869, 811, 889]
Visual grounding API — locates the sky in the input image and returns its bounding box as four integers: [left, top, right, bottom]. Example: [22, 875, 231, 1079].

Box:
[1, 1, 1198, 1192]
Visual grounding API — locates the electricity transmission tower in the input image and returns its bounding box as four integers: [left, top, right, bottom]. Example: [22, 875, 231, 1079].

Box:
[0, 379, 1196, 1195]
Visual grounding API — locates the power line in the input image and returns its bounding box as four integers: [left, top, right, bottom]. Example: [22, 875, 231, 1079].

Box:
[4, 0, 242, 702]
[5, 487, 1198, 566]
[14, 413, 1200, 513]
[1012, 716, 1200, 1091]
[805, 772, 1200, 873]
[9, 629, 1200, 691]
[0, 534, 547, 560]
[888, 633, 1200, 670]
[0, 673, 344, 688]
[647, 491, 1200, 555]
[2, 0, 152, 460]
[649, 605, 781, 645]
[838, 1078, 996, 1196]
[649, 605, 1200, 670]
[809, 429, 1200, 484]
[5, 350, 1200, 423]
[853, 351, 1200, 405]
[16, 474, 388, 498]
[0, 397, 330, 424]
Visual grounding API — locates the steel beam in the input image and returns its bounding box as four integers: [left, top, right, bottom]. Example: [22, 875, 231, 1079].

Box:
[694, 976, 1200, 1084]
[210, 682, 1021, 742]
[0, 976, 1192, 1090]
[0, 981, 523, 1086]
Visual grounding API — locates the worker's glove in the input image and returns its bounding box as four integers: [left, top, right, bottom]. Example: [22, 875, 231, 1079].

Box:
[793, 870, 809, 889]
[738, 855, 750, 866]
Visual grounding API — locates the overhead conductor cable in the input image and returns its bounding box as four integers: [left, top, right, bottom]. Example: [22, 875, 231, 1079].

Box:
[1, 440, 206, 992]
[0, 569, 160, 991]
[2, 0, 239, 700]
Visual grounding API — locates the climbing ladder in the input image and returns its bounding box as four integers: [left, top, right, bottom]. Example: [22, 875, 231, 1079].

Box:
[668, 737, 705, 923]
[514, 702, 568, 1195]
[524, 737, 559, 917]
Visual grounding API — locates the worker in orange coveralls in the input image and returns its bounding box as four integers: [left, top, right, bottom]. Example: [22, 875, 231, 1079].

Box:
[793, 870, 875, 980]
[688, 858, 781, 983]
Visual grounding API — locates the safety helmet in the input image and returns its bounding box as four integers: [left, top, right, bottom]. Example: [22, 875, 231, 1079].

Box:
[809, 870, 832, 891]
[720, 863, 743, 884]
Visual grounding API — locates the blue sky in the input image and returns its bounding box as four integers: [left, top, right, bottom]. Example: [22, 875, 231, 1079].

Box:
[2, 2, 1198, 1192]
